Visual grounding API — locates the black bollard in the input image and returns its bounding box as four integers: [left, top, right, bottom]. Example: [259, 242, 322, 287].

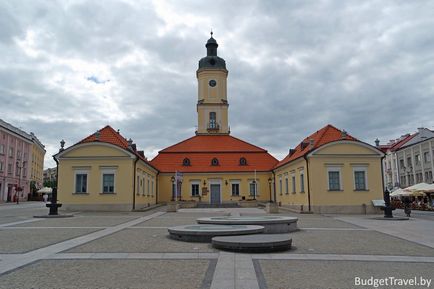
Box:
[383, 189, 393, 218]
[47, 187, 62, 215]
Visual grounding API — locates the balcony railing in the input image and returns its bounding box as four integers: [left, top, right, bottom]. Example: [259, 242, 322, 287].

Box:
[207, 122, 220, 131]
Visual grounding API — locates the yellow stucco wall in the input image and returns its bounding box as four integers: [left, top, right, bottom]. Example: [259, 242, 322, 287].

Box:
[309, 142, 383, 206]
[158, 172, 273, 203]
[274, 142, 383, 212]
[57, 143, 157, 210]
[31, 144, 45, 188]
[274, 158, 309, 208]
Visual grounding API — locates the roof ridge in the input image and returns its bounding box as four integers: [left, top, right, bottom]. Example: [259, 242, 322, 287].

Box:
[159, 135, 198, 153]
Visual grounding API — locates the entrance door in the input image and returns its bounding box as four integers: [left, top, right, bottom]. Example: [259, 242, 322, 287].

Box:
[210, 184, 221, 205]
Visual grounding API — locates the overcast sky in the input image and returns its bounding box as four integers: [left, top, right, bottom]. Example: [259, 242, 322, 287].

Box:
[1, 0, 433, 168]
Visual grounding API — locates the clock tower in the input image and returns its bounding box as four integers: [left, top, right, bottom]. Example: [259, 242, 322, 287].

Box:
[196, 32, 229, 135]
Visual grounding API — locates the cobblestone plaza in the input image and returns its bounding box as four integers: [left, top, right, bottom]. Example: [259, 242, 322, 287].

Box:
[0, 203, 433, 289]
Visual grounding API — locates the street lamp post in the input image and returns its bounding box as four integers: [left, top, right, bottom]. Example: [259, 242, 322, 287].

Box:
[170, 176, 175, 201]
[16, 161, 22, 204]
[268, 177, 272, 203]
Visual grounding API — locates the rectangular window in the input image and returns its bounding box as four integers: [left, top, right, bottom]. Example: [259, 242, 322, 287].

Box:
[399, 159, 405, 169]
[279, 177, 282, 195]
[0, 144, 4, 154]
[75, 174, 87, 194]
[354, 171, 366, 190]
[300, 173, 305, 192]
[15, 165, 20, 176]
[191, 184, 200, 196]
[249, 182, 257, 197]
[102, 173, 114, 193]
[231, 183, 240, 196]
[291, 175, 296, 193]
[328, 171, 340, 191]
[8, 147, 13, 158]
[415, 154, 421, 165]
[424, 152, 431, 163]
[151, 180, 154, 196]
[147, 179, 150, 196]
[285, 177, 289, 194]
[0, 161, 3, 171]
[407, 157, 412, 168]
[8, 163, 12, 174]
[17, 150, 21, 159]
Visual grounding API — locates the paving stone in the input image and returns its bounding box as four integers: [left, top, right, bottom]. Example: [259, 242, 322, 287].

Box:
[0, 228, 100, 253]
[0, 259, 211, 289]
[66, 228, 217, 253]
[258, 260, 434, 289]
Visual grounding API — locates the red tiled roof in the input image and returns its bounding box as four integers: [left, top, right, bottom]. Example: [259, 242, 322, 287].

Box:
[151, 135, 278, 173]
[389, 134, 415, 151]
[77, 125, 154, 167]
[79, 125, 129, 149]
[275, 124, 358, 169]
[159, 135, 267, 153]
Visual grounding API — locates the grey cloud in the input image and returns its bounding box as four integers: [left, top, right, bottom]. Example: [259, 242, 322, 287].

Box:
[1, 0, 433, 168]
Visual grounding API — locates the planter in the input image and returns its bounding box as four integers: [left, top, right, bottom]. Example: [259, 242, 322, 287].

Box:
[238, 200, 258, 208]
[178, 201, 198, 208]
[265, 202, 279, 213]
[167, 202, 179, 212]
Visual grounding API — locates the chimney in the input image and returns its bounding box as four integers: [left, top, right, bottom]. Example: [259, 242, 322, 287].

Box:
[375, 138, 380, 147]
[288, 148, 296, 156]
[341, 130, 347, 139]
[132, 143, 137, 151]
[127, 138, 133, 150]
[309, 138, 315, 149]
[138, 151, 145, 158]
[95, 130, 100, 141]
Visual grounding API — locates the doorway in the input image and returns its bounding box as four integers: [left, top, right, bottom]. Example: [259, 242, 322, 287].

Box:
[210, 184, 221, 205]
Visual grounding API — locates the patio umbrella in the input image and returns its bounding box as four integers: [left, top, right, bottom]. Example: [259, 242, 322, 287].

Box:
[390, 188, 412, 197]
[405, 183, 434, 193]
[37, 187, 53, 194]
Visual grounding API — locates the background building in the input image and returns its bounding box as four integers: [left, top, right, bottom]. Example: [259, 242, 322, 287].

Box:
[0, 119, 32, 202]
[395, 128, 434, 187]
[274, 125, 384, 214]
[56, 126, 158, 211]
[30, 132, 46, 192]
[43, 167, 57, 187]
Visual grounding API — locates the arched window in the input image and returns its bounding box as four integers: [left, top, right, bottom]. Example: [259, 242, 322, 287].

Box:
[211, 158, 219, 166]
[182, 158, 191, 166]
[209, 112, 217, 129]
[239, 157, 247, 166]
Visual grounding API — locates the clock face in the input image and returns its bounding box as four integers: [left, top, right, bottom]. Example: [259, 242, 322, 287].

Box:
[209, 79, 217, 87]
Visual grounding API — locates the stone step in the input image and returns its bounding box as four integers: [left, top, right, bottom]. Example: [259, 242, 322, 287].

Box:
[212, 234, 292, 253]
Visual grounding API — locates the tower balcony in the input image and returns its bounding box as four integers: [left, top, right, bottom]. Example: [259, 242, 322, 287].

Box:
[207, 122, 220, 131]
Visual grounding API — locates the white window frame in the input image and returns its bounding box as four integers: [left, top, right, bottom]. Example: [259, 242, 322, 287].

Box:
[190, 180, 201, 197]
[74, 169, 89, 194]
[101, 168, 116, 194]
[352, 166, 368, 191]
[278, 175, 282, 195]
[284, 175, 289, 195]
[300, 170, 305, 193]
[291, 173, 296, 194]
[230, 180, 241, 196]
[327, 166, 342, 191]
[249, 180, 260, 197]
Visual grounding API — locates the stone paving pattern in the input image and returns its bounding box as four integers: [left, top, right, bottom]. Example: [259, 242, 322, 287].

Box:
[0, 203, 433, 289]
[258, 260, 434, 289]
[0, 259, 211, 289]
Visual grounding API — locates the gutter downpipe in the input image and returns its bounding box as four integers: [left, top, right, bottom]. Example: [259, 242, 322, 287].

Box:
[303, 154, 312, 212]
[272, 171, 277, 203]
[155, 171, 159, 204]
[132, 157, 139, 211]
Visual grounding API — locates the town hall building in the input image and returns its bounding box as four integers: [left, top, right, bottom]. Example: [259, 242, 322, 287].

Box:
[56, 34, 384, 213]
